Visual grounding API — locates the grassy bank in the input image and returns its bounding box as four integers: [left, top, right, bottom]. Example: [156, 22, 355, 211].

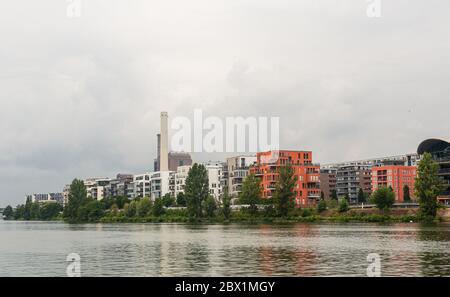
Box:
[97, 208, 442, 224]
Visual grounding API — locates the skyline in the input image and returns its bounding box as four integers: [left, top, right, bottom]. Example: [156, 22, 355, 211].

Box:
[1, 0, 450, 205]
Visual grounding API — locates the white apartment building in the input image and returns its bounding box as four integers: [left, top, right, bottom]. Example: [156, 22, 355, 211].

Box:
[133, 173, 151, 198]
[226, 155, 257, 198]
[204, 161, 225, 203]
[174, 165, 192, 197]
[84, 178, 110, 200]
[26, 193, 64, 205]
[150, 171, 174, 200]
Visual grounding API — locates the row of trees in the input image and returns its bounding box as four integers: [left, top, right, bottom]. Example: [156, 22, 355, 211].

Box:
[3, 198, 62, 221]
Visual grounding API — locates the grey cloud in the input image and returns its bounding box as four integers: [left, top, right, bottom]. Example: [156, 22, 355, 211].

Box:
[1, 0, 450, 205]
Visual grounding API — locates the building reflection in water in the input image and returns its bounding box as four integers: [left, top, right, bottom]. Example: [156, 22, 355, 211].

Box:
[417, 223, 450, 276]
[258, 224, 317, 276]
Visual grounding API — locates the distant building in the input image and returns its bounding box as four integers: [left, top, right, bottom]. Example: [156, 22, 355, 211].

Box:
[174, 165, 192, 197]
[133, 173, 151, 198]
[168, 152, 193, 171]
[371, 165, 417, 202]
[320, 168, 337, 200]
[417, 138, 450, 205]
[104, 174, 134, 199]
[250, 150, 320, 207]
[63, 184, 70, 206]
[226, 155, 257, 198]
[84, 178, 110, 201]
[204, 161, 225, 203]
[26, 193, 64, 205]
[335, 165, 372, 203]
[150, 171, 174, 200]
[322, 153, 419, 204]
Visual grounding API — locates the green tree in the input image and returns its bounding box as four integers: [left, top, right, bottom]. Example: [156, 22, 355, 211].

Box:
[23, 196, 32, 220]
[204, 196, 217, 217]
[274, 165, 298, 217]
[240, 173, 262, 215]
[321, 191, 325, 200]
[221, 190, 231, 220]
[136, 197, 152, 217]
[30, 202, 40, 220]
[317, 199, 327, 213]
[14, 204, 25, 220]
[185, 164, 209, 219]
[415, 152, 443, 219]
[3, 205, 14, 220]
[40, 202, 62, 220]
[331, 190, 338, 200]
[371, 187, 395, 211]
[124, 201, 137, 217]
[403, 185, 411, 203]
[110, 204, 119, 216]
[78, 200, 104, 222]
[64, 179, 87, 222]
[176, 192, 187, 207]
[153, 197, 165, 217]
[338, 199, 349, 213]
[162, 193, 175, 207]
[358, 188, 366, 204]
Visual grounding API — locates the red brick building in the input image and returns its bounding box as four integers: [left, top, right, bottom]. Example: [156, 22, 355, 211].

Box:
[250, 150, 320, 207]
[371, 165, 417, 202]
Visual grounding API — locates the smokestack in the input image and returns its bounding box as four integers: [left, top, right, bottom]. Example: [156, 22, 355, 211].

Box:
[160, 112, 169, 171]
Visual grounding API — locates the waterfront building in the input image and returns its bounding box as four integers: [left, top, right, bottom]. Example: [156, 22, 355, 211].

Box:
[417, 138, 450, 205]
[133, 173, 151, 198]
[226, 155, 257, 198]
[26, 193, 64, 205]
[371, 165, 417, 202]
[320, 168, 337, 200]
[322, 153, 419, 203]
[104, 174, 134, 199]
[84, 178, 110, 200]
[250, 150, 321, 207]
[174, 165, 192, 197]
[150, 171, 174, 200]
[204, 161, 225, 203]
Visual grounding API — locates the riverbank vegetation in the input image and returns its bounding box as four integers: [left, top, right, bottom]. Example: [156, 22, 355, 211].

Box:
[3, 153, 446, 224]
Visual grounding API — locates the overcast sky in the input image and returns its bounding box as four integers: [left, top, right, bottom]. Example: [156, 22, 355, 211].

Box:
[1, 0, 449, 206]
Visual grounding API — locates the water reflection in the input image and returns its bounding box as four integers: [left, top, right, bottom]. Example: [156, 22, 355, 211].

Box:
[0, 221, 449, 276]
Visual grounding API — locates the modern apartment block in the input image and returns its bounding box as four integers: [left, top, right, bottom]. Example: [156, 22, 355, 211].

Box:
[133, 173, 151, 198]
[226, 155, 257, 198]
[335, 165, 372, 203]
[250, 150, 320, 207]
[371, 166, 417, 202]
[150, 171, 174, 200]
[204, 161, 225, 203]
[322, 153, 419, 204]
[174, 165, 191, 197]
[417, 138, 450, 205]
[104, 174, 134, 199]
[84, 178, 111, 200]
[320, 168, 337, 200]
[26, 193, 64, 205]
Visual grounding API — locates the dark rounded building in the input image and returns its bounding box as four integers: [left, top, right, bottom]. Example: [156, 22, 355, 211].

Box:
[417, 138, 450, 204]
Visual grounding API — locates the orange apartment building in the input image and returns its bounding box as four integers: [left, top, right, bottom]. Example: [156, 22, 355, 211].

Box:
[371, 166, 417, 202]
[250, 150, 321, 207]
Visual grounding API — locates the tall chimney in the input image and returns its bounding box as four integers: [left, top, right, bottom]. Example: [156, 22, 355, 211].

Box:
[160, 112, 169, 171]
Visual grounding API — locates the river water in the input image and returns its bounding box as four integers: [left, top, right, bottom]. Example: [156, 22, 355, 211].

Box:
[0, 220, 449, 277]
